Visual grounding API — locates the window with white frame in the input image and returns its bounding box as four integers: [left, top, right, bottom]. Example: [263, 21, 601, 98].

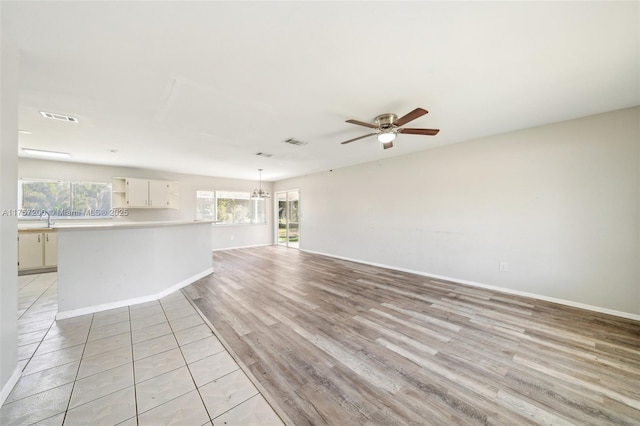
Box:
[18, 179, 112, 219]
[196, 190, 266, 224]
[195, 190, 216, 220]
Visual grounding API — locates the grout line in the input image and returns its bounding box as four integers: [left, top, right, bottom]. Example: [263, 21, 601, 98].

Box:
[159, 294, 215, 423]
[60, 311, 94, 425]
[210, 392, 260, 422]
[16, 280, 60, 377]
[17, 277, 56, 321]
[127, 306, 140, 426]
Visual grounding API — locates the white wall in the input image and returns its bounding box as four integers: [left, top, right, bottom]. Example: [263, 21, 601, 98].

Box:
[274, 107, 640, 316]
[18, 159, 274, 249]
[0, 33, 20, 402]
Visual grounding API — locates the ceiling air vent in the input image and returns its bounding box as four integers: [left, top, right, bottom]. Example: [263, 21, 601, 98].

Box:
[255, 152, 272, 157]
[40, 111, 79, 123]
[283, 138, 308, 146]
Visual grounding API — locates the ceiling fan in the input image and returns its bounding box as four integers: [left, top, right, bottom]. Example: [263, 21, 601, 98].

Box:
[340, 107, 439, 149]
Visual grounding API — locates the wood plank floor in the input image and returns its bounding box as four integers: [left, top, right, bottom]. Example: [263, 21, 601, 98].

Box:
[183, 246, 640, 425]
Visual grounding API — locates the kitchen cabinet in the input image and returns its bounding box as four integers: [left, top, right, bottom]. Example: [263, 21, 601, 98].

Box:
[112, 177, 179, 209]
[18, 230, 57, 271]
[44, 231, 58, 267]
[18, 232, 44, 269]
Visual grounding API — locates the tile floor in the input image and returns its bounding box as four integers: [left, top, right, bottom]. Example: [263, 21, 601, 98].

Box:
[1, 272, 284, 425]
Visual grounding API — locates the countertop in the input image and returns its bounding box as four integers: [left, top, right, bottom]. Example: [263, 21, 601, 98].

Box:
[18, 220, 217, 231]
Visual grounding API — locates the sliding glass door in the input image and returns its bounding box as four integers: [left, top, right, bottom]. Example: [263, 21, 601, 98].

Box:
[277, 190, 299, 248]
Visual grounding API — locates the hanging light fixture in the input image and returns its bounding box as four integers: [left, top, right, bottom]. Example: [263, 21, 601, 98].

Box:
[251, 169, 270, 199]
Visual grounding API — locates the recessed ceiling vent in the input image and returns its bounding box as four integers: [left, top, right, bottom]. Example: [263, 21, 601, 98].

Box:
[283, 138, 308, 146]
[255, 152, 272, 157]
[40, 111, 79, 123]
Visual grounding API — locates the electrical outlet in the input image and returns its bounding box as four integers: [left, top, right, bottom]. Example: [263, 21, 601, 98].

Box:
[230, 235, 234, 241]
[499, 262, 508, 272]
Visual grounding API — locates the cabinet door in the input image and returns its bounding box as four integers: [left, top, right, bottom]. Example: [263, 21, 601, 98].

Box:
[126, 178, 149, 207]
[148, 180, 169, 208]
[44, 232, 58, 267]
[167, 182, 180, 209]
[18, 233, 44, 269]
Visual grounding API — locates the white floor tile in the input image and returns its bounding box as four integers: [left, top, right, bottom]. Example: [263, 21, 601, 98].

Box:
[131, 321, 173, 344]
[87, 319, 130, 341]
[188, 351, 239, 388]
[138, 389, 209, 426]
[198, 369, 259, 419]
[83, 331, 131, 358]
[77, 345, 133, 379]
[133, 333, 178, 361]
[169, 313, 205, 332]
[134, 347, 185, 383]
[212, 394, 284, 426]
[6, 360, 79, 404]
[174, 324, 214, 346]
[180, 335, 225, 364]
[65, 386, 136, 425]
[4, 272, 279, 426]
[0, 382, 73, 426]
[70, 363, 134, 409]
[135, 366, 196, 413]
[23, 344, 85, 375]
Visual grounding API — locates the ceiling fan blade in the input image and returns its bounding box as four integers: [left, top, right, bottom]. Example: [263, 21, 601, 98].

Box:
[346, 119, 378, 129]
[340, 133, 378, 144]
[382, 141, 393, 150]
[398, 128, 440, 136]
[393, 108, 428, 127]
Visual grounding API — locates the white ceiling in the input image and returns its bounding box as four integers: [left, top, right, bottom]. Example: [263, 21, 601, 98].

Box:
[3, 1, 639, 182]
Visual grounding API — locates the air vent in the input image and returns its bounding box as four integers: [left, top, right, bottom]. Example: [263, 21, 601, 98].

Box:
[283, 138, 308, 146]
[255, 152, 272, 157]
[40, 111, 79, 123]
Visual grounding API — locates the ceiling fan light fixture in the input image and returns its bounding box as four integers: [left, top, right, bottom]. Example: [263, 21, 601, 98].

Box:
[377, 131, 396, 144]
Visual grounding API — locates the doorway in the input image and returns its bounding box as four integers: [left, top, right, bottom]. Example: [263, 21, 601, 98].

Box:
[276, 190, 299, 248]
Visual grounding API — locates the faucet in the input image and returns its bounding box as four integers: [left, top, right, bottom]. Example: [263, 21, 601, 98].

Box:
[40, 211, 52, 228]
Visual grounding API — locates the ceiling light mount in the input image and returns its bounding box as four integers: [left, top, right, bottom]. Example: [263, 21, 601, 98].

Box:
[251, 169, 270, 199]
[375, 113, 398, 143]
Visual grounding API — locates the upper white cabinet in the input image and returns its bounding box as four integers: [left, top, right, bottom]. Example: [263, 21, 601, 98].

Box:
[113, 177, 179, 209]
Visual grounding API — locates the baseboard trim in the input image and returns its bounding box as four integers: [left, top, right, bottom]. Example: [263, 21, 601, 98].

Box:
[300, 249, 640, 321]
[55, 268, 214, 320]
[212, 243, 273, 252]
[1, 366, 22, 406]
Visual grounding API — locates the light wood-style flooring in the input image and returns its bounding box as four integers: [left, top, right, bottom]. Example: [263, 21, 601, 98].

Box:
[183, 246, 640, 425]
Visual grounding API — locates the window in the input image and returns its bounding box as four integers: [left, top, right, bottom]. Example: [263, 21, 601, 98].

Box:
[18, 179, 112, 219]
[196, 190, 266, 224]
[195, 190, 216, 220]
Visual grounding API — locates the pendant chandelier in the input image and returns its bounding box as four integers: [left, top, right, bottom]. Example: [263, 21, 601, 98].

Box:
[251, 169, 270, 199]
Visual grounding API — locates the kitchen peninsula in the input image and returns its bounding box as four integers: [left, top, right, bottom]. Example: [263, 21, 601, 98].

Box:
[54, 220, 214, 319]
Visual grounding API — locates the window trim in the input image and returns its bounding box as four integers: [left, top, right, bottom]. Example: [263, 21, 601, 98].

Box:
[18, 178, 114, 220]
[196, 189, 267, 226]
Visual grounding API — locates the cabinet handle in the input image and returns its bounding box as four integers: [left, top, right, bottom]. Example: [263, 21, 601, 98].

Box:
[38, 235, 41, 243]
[46, 234, 49, 242]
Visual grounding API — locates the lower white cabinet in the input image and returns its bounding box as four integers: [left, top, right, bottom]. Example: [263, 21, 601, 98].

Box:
[18, 232, 44, 269]
[44, 231, 58, 267]
[18, 230, 57, 271]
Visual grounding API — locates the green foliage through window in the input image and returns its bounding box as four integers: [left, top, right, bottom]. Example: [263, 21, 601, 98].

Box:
[19, 179, 112, 218]
[196, 190, 266, 224]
